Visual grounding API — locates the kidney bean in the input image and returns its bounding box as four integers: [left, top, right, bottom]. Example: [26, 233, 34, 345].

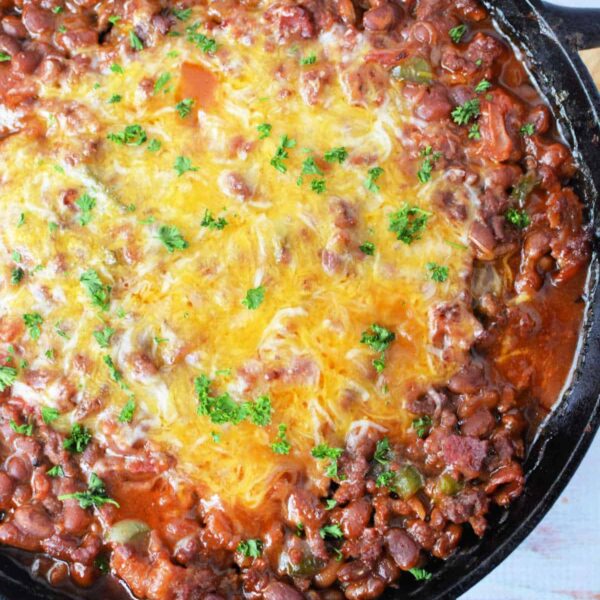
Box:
[263, 581, 304, 600]
[0, 472, 15, 502]
[363, 3, 400, 31]
[14, 505, 54, 539]
[345, 576, 386, 600]
[384, 529, 420, 570]
[11, 49, 42, 74]
[2, 16, 28, 39]
[22, 6, 55, 35]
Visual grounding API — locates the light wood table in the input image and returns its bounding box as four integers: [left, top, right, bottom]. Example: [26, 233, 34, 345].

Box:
[464, 49, 600, 600]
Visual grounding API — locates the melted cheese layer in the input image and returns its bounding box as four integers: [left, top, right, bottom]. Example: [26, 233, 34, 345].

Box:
[0, 12, 476, 509]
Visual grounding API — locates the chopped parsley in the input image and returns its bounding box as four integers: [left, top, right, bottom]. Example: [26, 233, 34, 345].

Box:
[10, 420, 33, 436]
[173, 155, 198, 176]
[388, 204, 431, 244]
[63, 423, 92, 453]
[310, 178, 326, 194]
[359, 241, 375, 256]
[58, 473, 119, 509]
[17, 212, 25, 227]
[361, 323, 395, 373]
[129, 30, 143, 51]
[409, 567, 432, 581]
[300, 52, 317, 65]
[147, 139, 162, 152]
[426, 262, 449, 282]
[0, 365, 17, 392]
[271, 424, 291, 455]
[47, 465, 64, 477]
[270, 134, 296, 173]
[41, 406, 60, 424]
[324, 146, 348, 164]
[154, 72, 172, 94]
[451, 98, 480, 125]
[158, 225, 189, 253]
[11, 267, 24, 285]
[374, 437, 391, 465]
[299, 156, 323, 179]
[506, 208, 531, 229]
[468, 123, 481, 140]
[108, 15, 121, 25]
[107, 124, 147, 146]
[449, 24, 467, 43]
[520, 122, 536, 136]
[172, 7, 192, 21]
[412, 415, 432, 438]
[23, 312, 43, 340]
[195, 374, 272, 426]
[325, 499, 337, 510]
[0, 52, 10, 62]
[311, 443, 343, 479]
[75, 192, 96, 226]
[52, 6, 63, 14]
[103, 355, 124, 385]
[257, 123, 272, 139]
[175, 98, 194, 118]
[364, 166, 384, 192]
[417, 146, 442, 184]
[319, 524, 343, 540]
[110, 63, 124, 74]
[93, 326, 115, 348]
[118, 398, 136, 423]
[186, 23, 217, 53]
[376, 469, 397, 489]
[237, 539, 263, 558]
[360, 324, 395, 353]
[201, 209, 228, 230]
[242, 285, 265, 310]
[80, 269, 111, 311]
[475, 79, 492, 93]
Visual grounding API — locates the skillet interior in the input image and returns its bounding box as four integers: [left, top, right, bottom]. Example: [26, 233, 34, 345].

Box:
[0, 1, 598, 599]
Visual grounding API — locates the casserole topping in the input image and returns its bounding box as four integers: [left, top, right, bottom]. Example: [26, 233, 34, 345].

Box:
[0, 1, 590, 598]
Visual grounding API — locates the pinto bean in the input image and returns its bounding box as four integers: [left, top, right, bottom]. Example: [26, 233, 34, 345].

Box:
[263, 581, 304, 600]
[363, 3, 400, 32]
[384, 528, 420, 570]
[22, 6, 55, 35]
[0, 472, 15, 502]
[2, 16, 28, 39]
[339, 498, 372, 539]
[345, 576, 386, 600]
[14, 505, 54, 538]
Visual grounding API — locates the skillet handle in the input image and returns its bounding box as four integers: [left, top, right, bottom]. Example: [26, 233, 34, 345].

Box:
[540, 2, 600, 50]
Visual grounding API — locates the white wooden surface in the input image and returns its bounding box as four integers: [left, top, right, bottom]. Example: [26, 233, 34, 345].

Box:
[463, 436, 600, 599]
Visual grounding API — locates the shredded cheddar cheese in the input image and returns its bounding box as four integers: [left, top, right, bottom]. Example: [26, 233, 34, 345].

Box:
[0, 16, 477, 510]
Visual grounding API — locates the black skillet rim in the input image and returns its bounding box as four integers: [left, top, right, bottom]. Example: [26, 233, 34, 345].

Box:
[0, 1, 599, 599]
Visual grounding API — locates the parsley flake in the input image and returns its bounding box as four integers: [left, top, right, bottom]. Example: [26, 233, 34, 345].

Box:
[451, 98, 480, 125]
[388, 204, 431, 244]
[47, 465, 64, 477]
[10, 420, 33, 436]
[311, 443, 343, 479]
[173, 155, 198, 176]
[75, 192, 96, 226]
[449, 24, 467, 43]
[324, 146, 348, 164]
[257, 123, 272, 139]
[154, 72, 172, 94]
[475, 79, 492, 93]
[11, 267, 24, 285]
[506, 208, 531, 229]
[107, 124, 147, 146]
[63, 423, 92, 453]
[129, 30, 143, 51]
[468, 123, 481, 140]
[319, 524, 343, 539]
[426, 262, 449, 282]
[175, 98, 195, 118]
[520, 122, 536, 136]
[186, 23, 217, 53]
[108, 94, 122, 104]
[41, 406, 60, 424]
[364, 166, 384, 192]
[80, 269, 111, 311]
[270, 135, 296, 173]
[300, 52, 317, 65]
[359, 241, 375, 256]
[58, 473, 119, 509]
[242, 285, 265, 310]
[23, 312, 43, 340]
[118, 398, 136, 423]
[147, 139, 162, 152]
[201, 209, 228, 230]
[172, 7, 192, 21]
[237, 539, 263, 558]
[0, 366, 17, 392]
[271, 424, 291, 455]
[412, 415, 432, 438]
[409, 567, 432, 581]
[0, 52, 10, 62]
[158, 225, 189, 252]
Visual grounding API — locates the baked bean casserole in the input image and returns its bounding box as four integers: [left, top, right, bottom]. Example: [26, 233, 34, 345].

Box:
[0, 0, 591, 598]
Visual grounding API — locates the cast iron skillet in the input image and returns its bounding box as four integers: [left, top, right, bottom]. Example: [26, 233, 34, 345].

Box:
[0, 1, 599, 599]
